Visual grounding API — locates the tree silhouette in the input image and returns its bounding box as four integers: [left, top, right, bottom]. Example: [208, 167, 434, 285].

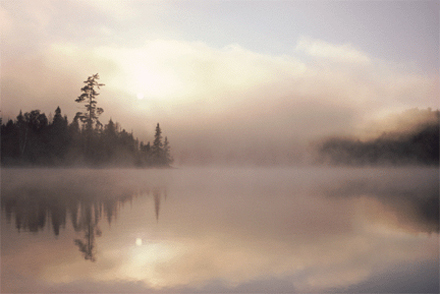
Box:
[1, 119, 19, 162]
[17, 110, 27, 157]
[75, 73, 105, 130]
[163, 136, 173, 166]
[22, 110, 49, 163]
[151, 123, 163, 165]
[48, 107, 69, 163]
[75, 74, 105, 162]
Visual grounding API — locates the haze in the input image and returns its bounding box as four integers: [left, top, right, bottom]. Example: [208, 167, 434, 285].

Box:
[1, 0, 439, 165]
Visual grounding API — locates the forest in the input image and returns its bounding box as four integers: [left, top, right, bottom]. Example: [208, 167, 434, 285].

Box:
[0, 74, 173, 167]
[316, 108, 439, 166]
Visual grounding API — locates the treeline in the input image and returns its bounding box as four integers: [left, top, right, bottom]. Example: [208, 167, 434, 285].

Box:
[1, 73, 173, 167]
[0, 108, 173, 167]
[316, 108, 439, 166]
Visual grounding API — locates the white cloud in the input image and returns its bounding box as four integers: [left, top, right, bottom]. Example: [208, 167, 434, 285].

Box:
[296, 36, 371, 64]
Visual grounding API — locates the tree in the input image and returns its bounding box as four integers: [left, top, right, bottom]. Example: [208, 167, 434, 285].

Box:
[75, 74, 105, 162]
[16, 110, 27, 157]
[101, 119, 118, 162]
[48, 107, 69, 162]
[1, 119, 19, 162]
[163, 136, 173, 166]
[75, 73, 105, 130]
[151, 123, 163, 165]
[23, 110, 49, 163]
[66, 116, 83, 164]
[24, 110, 48, 132]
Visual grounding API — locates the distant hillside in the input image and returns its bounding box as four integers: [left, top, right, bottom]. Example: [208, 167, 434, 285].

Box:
[315, 108, 439, 166]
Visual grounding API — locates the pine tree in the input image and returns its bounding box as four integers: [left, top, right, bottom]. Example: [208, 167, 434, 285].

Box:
[49, 107, 69, 162]
[75, 74, 105, 163]
[17, 110, 27, 157]
[163, 136, 173, 166]
[151, 123, 163, 165]
[75, 73, 105, 130]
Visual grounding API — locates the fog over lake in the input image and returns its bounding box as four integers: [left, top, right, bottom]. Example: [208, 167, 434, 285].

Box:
[1, 2, 439, 293]
[1, 167, 438, 293]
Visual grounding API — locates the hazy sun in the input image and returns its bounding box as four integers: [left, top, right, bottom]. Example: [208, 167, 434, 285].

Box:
[126, 64, 186, 101]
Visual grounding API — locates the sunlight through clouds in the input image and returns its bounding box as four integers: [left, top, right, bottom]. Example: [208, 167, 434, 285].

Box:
[89, 39, 308, 104]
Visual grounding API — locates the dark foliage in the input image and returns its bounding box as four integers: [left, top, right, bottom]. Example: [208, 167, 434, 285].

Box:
[1, 108, 173, 167]
[75, 73, 105, 129]
[316, 109, 439, 166]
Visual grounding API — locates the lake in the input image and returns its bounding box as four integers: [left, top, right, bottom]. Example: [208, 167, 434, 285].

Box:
[1, 167, 439, 293]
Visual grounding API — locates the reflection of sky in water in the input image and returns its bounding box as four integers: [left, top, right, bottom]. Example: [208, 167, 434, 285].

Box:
[1, 168, 438, 293]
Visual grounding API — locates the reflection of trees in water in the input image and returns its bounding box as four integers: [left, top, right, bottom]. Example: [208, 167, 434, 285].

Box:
[1, 185, 167, 261]
[2, 189, 67, 234]
[73, 200, 102, 262]
[324, 176, 439, 234]
[153, 188, 161, 221]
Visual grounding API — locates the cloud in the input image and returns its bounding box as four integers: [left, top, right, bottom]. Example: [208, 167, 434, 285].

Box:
[296, 36, 371, 64]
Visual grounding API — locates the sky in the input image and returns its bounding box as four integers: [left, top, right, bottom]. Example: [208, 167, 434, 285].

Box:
[1, 0, 439, 164]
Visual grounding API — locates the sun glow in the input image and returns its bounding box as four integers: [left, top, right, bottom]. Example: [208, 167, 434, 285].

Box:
[122, 55, 186, 101]
[134, 69, 169, 98]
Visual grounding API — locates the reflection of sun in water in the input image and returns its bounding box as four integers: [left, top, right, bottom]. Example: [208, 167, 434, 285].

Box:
[136, 93, 144, 100]
[135, 238, 142, 246]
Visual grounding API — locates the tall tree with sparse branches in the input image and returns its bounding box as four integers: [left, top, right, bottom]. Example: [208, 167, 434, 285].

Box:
[75, 73, 105, 130]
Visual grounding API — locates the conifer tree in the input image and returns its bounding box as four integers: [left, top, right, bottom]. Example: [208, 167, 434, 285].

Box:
[17, 110, 27, 157]
[163, 136, 173, 166]
[49, 106, 69, 162]
[75, 73, 105, 130]
[151, 123, 163, 164]
[75, 74, 105, 162]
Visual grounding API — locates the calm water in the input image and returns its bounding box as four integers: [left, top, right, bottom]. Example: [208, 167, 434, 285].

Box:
[1, 167, 439, 293]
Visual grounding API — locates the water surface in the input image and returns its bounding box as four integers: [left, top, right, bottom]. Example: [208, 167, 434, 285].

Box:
[1, 167, 438, 293]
